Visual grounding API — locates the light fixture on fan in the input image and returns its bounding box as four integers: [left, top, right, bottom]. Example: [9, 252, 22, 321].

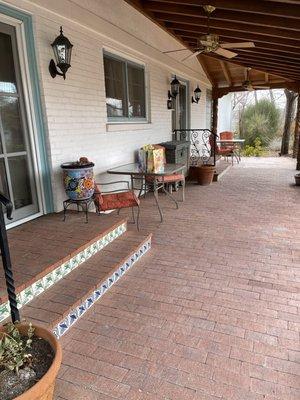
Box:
[163, 5, 255, 62]
[242, 68, 270, 91]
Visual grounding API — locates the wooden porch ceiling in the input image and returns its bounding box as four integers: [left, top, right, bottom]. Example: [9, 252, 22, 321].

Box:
[125, 0, 300, 94]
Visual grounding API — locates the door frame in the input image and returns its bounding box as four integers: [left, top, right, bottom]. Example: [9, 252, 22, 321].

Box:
[0, 4, 53, 228]
[171, 75, 191, 131]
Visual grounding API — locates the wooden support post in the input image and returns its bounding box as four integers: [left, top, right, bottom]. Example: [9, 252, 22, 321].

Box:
[293, 94, 300, 160]
[297, 144, 300, 170]
[212, 97, 218, 135]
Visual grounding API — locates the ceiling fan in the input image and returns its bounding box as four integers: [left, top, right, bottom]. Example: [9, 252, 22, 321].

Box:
[163, 5, 255, 62]
[242, 68, 270, 91]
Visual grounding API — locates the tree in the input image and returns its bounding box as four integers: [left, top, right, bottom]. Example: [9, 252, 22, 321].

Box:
[280, 89, 297, 155]
[240, 99, 280, 146]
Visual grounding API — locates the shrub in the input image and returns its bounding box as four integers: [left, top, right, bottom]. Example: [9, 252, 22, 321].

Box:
[242, 137, 265, 157]
[240, 99, 280, 147]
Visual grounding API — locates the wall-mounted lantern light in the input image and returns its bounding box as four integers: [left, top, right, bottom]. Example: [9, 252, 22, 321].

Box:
[167, 75, 180, 109]
[192, 85, 202, 103]
[49, 27, 73, 80]
[168, 75, 180, 99]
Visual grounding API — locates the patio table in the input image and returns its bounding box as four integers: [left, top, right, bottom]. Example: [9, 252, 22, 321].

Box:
[217, 139, 245, 162]
[107, 163, 185, 222]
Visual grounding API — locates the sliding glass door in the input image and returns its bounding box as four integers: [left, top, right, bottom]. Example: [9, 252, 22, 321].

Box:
[0, 21, 39, 224]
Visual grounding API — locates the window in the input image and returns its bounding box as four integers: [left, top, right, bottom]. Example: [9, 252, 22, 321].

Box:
[103, 52, 147, 121]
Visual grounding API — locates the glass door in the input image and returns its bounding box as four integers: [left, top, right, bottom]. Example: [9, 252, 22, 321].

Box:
[0, 21, 39, 224]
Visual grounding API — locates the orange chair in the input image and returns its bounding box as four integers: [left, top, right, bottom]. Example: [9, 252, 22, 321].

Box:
[209, 134, 234, 165]
[93, 181, 140, 229]
[219, 131, 241, 163]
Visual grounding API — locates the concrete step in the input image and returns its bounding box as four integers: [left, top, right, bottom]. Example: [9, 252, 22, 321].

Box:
[0, 216, 127, 322]
[16, 231, 152, 339]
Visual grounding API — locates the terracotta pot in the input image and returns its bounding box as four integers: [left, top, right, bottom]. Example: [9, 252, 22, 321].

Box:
[0, 324, 62, 400]
[196, 165, 215, 185]
[295, 174, 300, 186]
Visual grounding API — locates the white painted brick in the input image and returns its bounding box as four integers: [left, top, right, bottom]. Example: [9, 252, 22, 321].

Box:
[3, 0, 211, 211]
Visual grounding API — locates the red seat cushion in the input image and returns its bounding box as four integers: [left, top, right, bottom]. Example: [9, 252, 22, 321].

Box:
[146, 173, 184, 183]
[94, 191, 139, 211]
[218, 148, 234, 155]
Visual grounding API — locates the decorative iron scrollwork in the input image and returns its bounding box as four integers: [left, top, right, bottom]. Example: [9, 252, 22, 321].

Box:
[173, 129, 217, 166]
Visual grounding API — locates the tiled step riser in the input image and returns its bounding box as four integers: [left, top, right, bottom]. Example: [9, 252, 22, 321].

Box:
[53, 236, 152, 339]
[0, 222, 127, 322]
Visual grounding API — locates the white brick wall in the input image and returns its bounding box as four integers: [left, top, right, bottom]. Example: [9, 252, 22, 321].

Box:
[3, 0, 211, 211]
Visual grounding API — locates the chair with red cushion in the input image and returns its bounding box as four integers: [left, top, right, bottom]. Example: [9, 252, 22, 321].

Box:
[209, 133, 234, 165]
[144, 173, 185, 202]
[219, 131, 241, 163]
[93, 180, 140, 230]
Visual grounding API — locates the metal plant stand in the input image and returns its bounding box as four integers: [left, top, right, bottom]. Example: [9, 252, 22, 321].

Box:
[63, 197, 94, 223]
[0, 192, 20, 323]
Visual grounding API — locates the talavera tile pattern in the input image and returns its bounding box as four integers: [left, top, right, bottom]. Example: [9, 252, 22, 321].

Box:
[0, 222, 127, 323]
[53, 237, 152, 339]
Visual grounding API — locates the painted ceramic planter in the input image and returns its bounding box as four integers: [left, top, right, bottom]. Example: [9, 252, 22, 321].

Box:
[61, 162, 95, 200]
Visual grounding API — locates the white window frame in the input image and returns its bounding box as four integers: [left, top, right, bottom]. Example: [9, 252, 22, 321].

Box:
[103, 51, 148, 123]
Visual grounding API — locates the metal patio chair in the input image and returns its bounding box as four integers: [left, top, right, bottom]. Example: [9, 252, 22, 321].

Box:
[93, 181, 140, 230]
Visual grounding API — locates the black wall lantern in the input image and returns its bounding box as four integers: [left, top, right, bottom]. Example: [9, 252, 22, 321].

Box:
[49, 27, 73, 80]
[168, 75, 180, 99]
[192, 85, 202, 104]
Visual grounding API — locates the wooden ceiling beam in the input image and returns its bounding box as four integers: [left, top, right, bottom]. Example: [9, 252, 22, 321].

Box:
[200, 54, 297, 81]
[235, 56, 300, 73]
[144, 0, 300, 19]
[177, 34, 300, 64]
[145, 2, 299, 30]
[220, 60, 232, 86]
[237, 54, 300, 69]
[157, 13, 300, 41]
[197, 55, 215, 85]
[232, 48, 300, 63]
[216, 81, 300, 96]
[162, 21, 300, 49]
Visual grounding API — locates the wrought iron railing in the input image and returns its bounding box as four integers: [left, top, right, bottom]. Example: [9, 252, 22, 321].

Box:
[173, 129, 217, 166]
[0, 192, 20, 322]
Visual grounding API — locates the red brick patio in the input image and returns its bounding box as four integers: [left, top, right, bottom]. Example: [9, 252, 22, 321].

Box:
[54, 157, 299, 400]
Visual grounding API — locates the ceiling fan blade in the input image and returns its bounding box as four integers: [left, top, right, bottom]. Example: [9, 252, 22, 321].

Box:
[214, 47, 237, 59]
[182, 50, 203, 62]
[163, 49, 190, 54]
[221, 42, 255, 49]
[253, 85, 270, 89]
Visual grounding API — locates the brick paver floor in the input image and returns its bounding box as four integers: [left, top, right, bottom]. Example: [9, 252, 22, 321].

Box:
[55, 157, 300, 400]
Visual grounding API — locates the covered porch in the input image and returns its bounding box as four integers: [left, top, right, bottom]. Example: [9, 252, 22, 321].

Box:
[0, 0, 299, 399]
[1, 157, 299, 399]
[53, 157, 299, 400]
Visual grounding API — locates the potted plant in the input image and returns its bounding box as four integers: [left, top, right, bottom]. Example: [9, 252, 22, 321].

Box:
[195, 163, 215, 185]
[295, 173, 300, 186]
[0, 322, 62, 400]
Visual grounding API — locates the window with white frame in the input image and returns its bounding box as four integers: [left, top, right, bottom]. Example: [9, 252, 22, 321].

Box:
[103, 52, 147, 121]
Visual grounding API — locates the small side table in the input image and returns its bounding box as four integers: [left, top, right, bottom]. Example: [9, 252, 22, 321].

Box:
[63, 198, 94, 223]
